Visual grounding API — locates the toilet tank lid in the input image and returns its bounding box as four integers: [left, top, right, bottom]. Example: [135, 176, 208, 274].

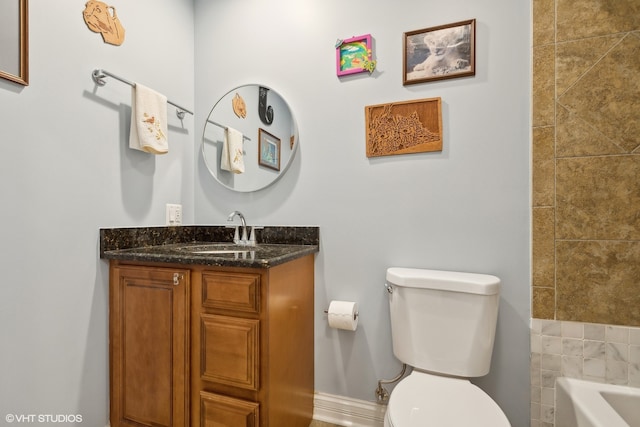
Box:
[386, 268, 500, 295]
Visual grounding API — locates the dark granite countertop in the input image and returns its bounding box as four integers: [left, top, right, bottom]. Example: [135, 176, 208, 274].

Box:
[100, 226, 319, 268]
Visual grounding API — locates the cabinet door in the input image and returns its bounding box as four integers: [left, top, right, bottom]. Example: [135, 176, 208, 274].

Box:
[110, 265, 189, 427]
[200, 392, 259, 427]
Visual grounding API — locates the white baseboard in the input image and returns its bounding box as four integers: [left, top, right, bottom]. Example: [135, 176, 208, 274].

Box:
[313, 392, 386, 426]
[108, 394, 386, 427]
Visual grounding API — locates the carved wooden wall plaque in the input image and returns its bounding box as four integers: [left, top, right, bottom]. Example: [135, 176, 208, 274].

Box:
[365, 97, 442, 157]
[83, 1, 125, 46]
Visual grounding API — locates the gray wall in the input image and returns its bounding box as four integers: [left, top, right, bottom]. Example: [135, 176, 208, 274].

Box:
[0, 2, 194, 426]
[194, 0, 531, 426]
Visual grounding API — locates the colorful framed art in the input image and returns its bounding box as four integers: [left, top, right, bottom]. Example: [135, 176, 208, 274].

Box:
[336, 34, 375, 76]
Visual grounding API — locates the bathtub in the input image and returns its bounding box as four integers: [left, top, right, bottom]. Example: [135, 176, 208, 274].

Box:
[556, 377, 640, 427]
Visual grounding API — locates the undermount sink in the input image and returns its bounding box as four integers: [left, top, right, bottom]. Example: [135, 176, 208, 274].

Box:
[191, 249, 250, 254]
[172, 243, 256, 255]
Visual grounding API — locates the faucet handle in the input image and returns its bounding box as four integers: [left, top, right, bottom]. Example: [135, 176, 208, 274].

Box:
[249, 227, 256, 245]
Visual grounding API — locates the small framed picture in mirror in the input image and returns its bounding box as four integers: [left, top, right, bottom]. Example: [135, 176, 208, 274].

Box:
[258, 128, 281, 171]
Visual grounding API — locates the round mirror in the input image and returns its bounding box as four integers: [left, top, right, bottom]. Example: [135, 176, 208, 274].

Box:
[202, 84, 299, 192]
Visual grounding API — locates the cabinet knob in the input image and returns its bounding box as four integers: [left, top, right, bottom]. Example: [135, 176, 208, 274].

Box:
[173, 273, 184, 285]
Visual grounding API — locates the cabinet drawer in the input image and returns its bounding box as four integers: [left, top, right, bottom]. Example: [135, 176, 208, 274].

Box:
[202, 272, 260, 314]
[200, 391, 259, 427]
[201, 314, 260, 390]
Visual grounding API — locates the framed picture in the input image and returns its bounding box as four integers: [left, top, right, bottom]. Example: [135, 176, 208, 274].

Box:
[258, 128, 281, 171]
[336, 34, 373, 76]
[0, 0, 29, 85]
[403, 19, 475, 85]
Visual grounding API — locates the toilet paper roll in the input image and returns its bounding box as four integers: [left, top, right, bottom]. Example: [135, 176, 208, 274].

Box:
[327, 300, 359, 331]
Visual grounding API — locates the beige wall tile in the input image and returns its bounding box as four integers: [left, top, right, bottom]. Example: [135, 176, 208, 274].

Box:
[558, 35, 640, 153]
[533, 45, 555, 127]
[556, 104, 625, 158]
[533, 127, 555, 206]
[533, 287, 556, 320]
[533, 0, 555, 46]
[533, 207, 555, 290]
[555, 35, 623, 96]
[557, 0, 640, 42]
[556, 156, 640, 240]
[556, 241, 640, 326]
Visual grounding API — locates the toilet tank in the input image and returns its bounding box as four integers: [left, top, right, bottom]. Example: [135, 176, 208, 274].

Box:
[386, 267, 500, 377]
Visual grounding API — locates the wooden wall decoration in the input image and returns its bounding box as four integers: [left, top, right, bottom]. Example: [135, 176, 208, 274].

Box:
[83, 1, 125, 46]
[232, 93, 247, 118]
[365, 97, 442, 157]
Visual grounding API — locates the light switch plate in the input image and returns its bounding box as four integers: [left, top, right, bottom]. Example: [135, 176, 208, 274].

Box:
[166, 204, 182, 226]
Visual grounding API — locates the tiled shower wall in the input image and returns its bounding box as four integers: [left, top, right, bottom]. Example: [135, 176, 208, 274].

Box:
[532, 0, 639, 324]
[531, 1, 639, 426]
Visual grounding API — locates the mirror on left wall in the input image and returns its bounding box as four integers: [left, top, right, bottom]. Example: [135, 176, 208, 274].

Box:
[0, 0, 28, 85]
[202, 84, 298, 192]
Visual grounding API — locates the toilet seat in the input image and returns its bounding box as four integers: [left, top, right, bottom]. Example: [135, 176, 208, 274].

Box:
[385, 371, 510, 427]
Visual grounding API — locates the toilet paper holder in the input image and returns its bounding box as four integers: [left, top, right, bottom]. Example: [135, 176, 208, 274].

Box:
[325, 301, 359, 331]
[323, 307, 359, 320]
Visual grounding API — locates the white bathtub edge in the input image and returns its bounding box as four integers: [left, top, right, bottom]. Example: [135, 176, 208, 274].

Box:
[555, 378, 638, 427]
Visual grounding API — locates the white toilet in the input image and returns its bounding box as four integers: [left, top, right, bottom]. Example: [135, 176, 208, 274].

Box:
[384, 267, 511, 427]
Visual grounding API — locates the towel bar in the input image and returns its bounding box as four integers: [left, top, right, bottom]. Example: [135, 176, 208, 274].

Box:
[207, 120, 252, 142]
[92, 68, 193, 119]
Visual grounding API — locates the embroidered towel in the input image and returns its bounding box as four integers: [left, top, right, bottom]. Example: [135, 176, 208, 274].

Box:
[129, 83, 169, 154]
[220, 127, 245, 173]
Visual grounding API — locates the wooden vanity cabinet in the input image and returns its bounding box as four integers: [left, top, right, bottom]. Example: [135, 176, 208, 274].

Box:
[109, 254, 314, 427]
[191, 254, 315, 427]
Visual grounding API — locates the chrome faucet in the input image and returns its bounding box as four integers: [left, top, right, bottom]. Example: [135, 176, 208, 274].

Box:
[227, 210, 251, 245]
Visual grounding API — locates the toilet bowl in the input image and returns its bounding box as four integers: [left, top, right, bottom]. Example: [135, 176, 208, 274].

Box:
[385, 267, 511, 426]
[384, 371, 510, 427]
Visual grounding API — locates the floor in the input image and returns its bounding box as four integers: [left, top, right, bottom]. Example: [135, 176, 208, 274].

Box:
[309, 421, 341, 427]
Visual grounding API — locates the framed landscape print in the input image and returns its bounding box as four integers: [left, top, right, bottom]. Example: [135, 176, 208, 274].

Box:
[403, 19, 475, 85]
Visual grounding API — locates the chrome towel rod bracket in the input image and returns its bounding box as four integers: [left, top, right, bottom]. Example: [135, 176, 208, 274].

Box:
[91, 68, 193, 120]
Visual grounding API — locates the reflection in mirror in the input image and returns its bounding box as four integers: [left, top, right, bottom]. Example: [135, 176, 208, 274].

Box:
[202, 84, 298, 192]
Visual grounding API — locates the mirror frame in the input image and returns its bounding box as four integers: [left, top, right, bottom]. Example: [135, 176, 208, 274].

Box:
[0, 0, 29, 86]
[202, 84, 299, 193]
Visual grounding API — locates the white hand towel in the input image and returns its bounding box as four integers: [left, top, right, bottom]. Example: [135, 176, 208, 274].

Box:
[129, 83, 169, 154]
[220, 127, 245, 173]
